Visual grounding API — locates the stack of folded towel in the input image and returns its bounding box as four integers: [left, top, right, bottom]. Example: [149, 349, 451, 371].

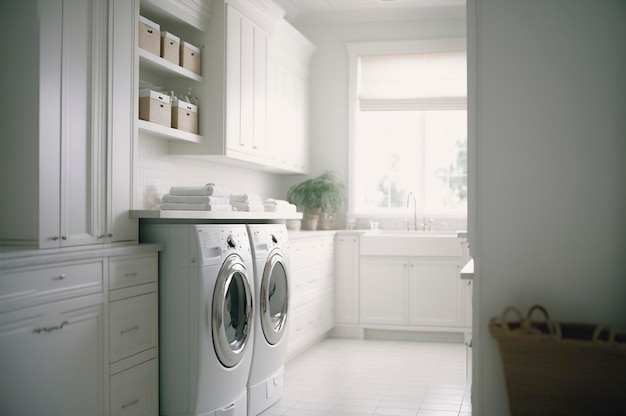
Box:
[230, 193, 265, 212]
[160, 183, 232, 211]
[263, 199, 297, 213]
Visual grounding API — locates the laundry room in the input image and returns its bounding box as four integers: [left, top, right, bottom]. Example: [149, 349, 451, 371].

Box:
[2, 1, 626, 416]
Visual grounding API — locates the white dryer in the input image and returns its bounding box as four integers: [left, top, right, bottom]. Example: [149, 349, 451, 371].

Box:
[246, 224, 290, 415]
[140, 224, 255, 416]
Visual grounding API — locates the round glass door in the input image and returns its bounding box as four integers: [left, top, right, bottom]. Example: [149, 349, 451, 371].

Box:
[212, 255, 253, 368]
[261, 252, 289, 345]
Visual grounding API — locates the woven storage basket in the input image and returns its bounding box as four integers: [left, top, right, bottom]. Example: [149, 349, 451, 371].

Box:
[490, 305, 626, 416]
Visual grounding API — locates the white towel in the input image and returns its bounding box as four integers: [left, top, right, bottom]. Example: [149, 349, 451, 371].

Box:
[169, 183, 230, 197]
[160, 202, 232, 211]
[161, 194, 230, 205]
[230, 193, 262, 203]
[263, 198, 291, 207]
[231, 201, 265, 212]
[263, 203, 297, 213]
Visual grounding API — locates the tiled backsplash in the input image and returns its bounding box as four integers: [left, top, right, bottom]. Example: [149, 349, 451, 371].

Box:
[350, 216, 467, 232]
[135, 136, 286, 210]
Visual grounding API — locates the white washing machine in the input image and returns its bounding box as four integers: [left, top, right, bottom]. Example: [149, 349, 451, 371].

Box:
[140, 223, 255, 416]
[246, 224, 290, 415]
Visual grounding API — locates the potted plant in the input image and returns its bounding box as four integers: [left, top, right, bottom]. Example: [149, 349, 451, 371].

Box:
[287, 171, 345, 230]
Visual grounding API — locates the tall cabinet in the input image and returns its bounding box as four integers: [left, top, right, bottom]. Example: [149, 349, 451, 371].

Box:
[0, 0, 134, 248]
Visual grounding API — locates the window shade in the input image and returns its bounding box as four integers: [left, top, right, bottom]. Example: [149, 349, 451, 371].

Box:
[359, 51, 467, 111]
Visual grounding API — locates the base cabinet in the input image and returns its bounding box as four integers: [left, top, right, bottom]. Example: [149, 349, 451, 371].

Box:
[108, 253, 159, 415]
[0, 247, 160, 416]
[334, 234, 360, 324]
[360, 256, 464, 329]
[287, 233, 334, 360]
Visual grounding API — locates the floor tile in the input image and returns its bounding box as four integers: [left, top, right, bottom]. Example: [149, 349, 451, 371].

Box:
[260, 338, 470, 416]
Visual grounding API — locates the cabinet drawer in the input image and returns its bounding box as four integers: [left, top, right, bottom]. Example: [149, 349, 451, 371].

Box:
[110, 292, 158, 363]
[110, 358, 158, 416]
[0, 260, 103, 312]
[109, 254, 157, 291]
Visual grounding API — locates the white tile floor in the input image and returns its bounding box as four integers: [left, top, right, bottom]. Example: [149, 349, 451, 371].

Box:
[261, 338, 471, 416]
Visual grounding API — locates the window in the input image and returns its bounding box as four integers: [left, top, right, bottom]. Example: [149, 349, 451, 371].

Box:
[348, 39, 467, 218]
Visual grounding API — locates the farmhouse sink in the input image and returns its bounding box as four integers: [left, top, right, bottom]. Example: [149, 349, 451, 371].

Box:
[360, 230, 463, 257]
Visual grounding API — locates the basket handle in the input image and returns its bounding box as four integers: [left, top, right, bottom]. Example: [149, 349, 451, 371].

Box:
[526, 304, 549, 320]
[526, 304, 562, 339]
[500, 306, 524, 333]
[592, 325, 616, 344]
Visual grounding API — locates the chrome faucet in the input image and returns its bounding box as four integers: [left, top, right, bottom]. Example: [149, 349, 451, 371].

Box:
[406, 192, 417, 231]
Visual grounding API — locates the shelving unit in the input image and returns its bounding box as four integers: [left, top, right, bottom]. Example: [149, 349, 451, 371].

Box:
[137, 0, 209, 143]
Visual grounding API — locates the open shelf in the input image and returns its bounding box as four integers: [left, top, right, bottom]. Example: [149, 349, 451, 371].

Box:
[138, 48, 203, 83]
[137, 119, 201, 143]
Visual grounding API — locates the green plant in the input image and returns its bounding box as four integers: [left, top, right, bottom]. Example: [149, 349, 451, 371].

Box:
[287, 171, 345, 213]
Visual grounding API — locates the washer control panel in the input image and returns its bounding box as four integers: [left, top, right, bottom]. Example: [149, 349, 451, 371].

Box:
[195, 225, 251, 264]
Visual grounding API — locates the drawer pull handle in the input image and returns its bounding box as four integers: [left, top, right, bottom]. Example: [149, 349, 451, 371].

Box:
[53, 274, 67, 281]
[120, 325, 140, 335]
[124, 272, 139, 278]
[122, 399, 139, 409]
[33, 320, 69, 334]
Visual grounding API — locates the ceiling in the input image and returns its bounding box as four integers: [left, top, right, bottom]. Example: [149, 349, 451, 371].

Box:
[273, 0, 466, 24]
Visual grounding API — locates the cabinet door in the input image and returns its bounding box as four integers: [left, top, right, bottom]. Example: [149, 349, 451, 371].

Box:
[107, 0, 136, 242]
[225, 4, 268, 159]
[360, 257, 408, 325]
[409, 258, 464, 327]
[39, 0, 108, 248]
[334, 235, 360, 324]
[0, 294, 104, 415]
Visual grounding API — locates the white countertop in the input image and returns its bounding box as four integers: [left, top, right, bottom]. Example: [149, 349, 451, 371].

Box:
[130, 209, 303, 220]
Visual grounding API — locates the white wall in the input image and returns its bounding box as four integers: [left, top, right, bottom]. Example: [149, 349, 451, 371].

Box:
[468, 0, 626, 414]
[286, 14, 467, 205]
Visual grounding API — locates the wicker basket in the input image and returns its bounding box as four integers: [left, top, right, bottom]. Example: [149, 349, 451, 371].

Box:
[490, 305, 626, 416]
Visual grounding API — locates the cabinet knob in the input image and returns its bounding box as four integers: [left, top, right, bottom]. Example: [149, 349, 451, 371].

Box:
[61, 236, 67, 240]
[50, 236, 60, 241]
[107, 233, 113, 238]
[53, 273, 66, 281]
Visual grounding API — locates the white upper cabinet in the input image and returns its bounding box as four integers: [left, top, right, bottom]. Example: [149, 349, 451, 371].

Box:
[267, 19, 316, 174]
[168, 0, 315, 174]
[0, 0, 132, 248]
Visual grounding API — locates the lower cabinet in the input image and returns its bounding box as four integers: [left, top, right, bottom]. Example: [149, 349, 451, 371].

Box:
[360, 256, 464, 329]
[108, 253, 159, 415]
[286, 233, 334, 360]
[0, 247, 160, 416]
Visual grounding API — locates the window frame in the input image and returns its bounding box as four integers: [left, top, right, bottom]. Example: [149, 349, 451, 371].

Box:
[346, 38, 467, 220]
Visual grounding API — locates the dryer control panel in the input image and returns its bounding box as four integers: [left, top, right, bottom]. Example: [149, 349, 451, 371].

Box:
[195, 225, 251, 265]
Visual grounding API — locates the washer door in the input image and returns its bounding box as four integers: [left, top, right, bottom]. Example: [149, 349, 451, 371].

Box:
[260, 251, 289, 345]
[212, 255, 253, 368]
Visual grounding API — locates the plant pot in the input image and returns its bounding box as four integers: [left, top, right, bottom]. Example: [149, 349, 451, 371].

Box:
[303, 209, 320, 230]
[317, 212, 336, 230]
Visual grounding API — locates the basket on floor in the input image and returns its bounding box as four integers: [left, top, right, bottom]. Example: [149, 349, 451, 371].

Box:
[489, 305, 626, 416]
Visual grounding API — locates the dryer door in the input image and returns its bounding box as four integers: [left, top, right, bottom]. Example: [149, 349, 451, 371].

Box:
[212, 255, 253, 368]
[261, 251, 289, 345]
